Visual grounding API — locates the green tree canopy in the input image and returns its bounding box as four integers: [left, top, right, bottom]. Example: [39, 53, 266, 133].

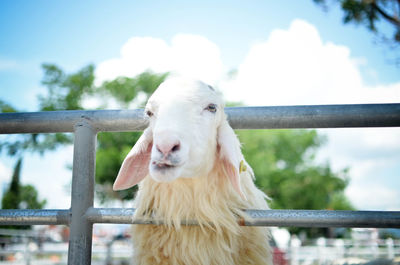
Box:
[1, 158, 47, 210]
[1, 158, 46, 229]
[237, 129, 353, 211]
[237, 129, 353, 236]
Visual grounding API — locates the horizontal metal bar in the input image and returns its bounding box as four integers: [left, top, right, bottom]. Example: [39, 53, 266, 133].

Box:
[0, 109, 147, 134]
[0, 209, 70, 225]
[85, 208, 208, 225]
[243, 210, 400, 228]
[226, 103, 400, 129]
[1, 208, 399, 228]
[0, 104, 399, 134]
[86, 208, 400, 228]
[86, 208, 135, 224]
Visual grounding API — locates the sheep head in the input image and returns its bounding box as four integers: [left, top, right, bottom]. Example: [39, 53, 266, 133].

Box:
[113, 77, 245, 198]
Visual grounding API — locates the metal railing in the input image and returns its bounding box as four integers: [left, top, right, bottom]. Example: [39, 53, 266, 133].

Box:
[0, 103, 400, 265]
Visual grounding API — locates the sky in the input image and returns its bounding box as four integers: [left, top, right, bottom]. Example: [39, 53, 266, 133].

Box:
[0, 0, 399, 210]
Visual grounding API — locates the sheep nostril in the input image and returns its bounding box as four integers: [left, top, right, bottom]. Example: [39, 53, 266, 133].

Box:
[171, 143, 180, 152]
[156, 140, 181, 156]
[155, 138, 181, 156]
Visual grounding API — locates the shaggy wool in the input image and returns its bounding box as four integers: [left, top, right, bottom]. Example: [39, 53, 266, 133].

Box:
[132, 156, 272, 265]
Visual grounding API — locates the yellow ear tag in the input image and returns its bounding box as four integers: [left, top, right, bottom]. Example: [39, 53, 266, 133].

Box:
[239, 160, 247, 174]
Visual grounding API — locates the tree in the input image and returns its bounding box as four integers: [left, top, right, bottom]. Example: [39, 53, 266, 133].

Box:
[313, 0, 400, 63]
[1, 158, 22, 210]
[237, 129, 353, 211]
[1, 158, 46, 229]
[237, 129, 353, 237]
[39, 64, 95, 111]
[96, 131, 142, 202]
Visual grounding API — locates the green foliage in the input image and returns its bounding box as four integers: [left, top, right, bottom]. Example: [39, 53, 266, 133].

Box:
[19, 185, 47, 209]
[237, 129, 353, 211]
[237, 129, 353, 237]
[328, 191, 354, 210]
[2, 158, 22, 210]
[100, 72, 169, 108]
[38, 64, 95, 111]
[341, 0, 379, 30]
[1, 158, 46, 229]
[96, 132, 142, 202]
[0, 100, 17, 113]
[314, 0, 400, 48]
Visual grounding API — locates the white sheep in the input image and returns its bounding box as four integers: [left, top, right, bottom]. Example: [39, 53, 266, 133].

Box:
[113, 77, 272, 265]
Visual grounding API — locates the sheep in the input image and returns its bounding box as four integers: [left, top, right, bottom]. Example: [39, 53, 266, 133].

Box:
[113, 77, 272, 265]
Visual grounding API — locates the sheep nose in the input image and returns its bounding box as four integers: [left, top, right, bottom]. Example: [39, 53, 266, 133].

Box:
[156, 140, 181, 156]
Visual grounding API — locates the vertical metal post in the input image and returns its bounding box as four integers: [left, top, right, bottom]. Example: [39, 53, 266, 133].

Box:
[68, 120, 97, 265]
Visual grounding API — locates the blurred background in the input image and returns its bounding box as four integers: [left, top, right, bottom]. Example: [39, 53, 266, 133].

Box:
[0, 0, 399, 264]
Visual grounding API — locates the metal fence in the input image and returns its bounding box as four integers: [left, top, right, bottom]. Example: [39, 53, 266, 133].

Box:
[0, 103, 400, 265]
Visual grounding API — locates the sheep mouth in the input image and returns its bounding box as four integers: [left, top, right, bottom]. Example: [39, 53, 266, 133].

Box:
[152, 161, 178, 170]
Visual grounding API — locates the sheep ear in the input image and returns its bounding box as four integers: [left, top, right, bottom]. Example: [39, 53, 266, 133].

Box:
[217, 118, 246, 200]
[113, 128, 153, 191]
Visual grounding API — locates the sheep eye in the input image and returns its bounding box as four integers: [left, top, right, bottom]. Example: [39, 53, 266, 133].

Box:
[205, 104, 217, 113]
[145, 110, 154, 117]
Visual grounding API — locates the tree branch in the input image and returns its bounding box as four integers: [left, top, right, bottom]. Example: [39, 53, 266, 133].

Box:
[371, 1, 400, 27]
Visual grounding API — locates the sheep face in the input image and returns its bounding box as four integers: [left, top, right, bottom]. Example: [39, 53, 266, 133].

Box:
[145, 78, 223, 182]
[113, 77, 245, 197]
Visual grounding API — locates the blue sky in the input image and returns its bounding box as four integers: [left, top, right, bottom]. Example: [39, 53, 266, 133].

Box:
[0, 0, 399, 210]
[1, 0, 399, 110]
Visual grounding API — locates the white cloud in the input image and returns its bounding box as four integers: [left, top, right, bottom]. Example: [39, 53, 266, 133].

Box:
[222, 19, 400, 106]
[81, 93, 121, 110]
[317, 128, 400, 166]
[346, 184, 400, 211]
[95, 34, 224, 86]
[317, 129, 400, 211]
